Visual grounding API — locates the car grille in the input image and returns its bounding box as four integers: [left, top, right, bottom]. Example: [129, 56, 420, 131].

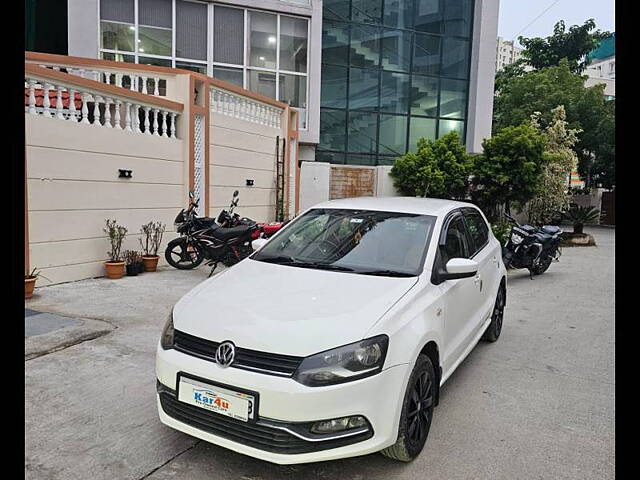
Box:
[173, 329, 303, 377]
[158, 390, 373, 454]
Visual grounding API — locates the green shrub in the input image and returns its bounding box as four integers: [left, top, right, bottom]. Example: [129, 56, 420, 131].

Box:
[491, 221, 512, 245]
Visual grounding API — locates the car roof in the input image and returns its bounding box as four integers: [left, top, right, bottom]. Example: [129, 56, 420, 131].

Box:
[310, 196, 477, 217]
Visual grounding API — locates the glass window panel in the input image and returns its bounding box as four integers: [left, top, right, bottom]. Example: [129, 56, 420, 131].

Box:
[381, 71, 410, 114]
[383, 0, 414, 29]
[100, 0, 133, 23]
[409, 117, 436, 152]
[439, 119, 465, 139]
[378, 114, 408, 156]
[413, 33, 440, 76]
[322, 20, 349, 67]
[248, 11, 277, 69]
[177, 61, 207, 74]
[101, 52, 135, 63]
[351, 0, 382, 24]
[212, 67, 243, 87]
[347, 111, 378, 153]
[380, 29, 411, 72]
[350, 24, 380, 68]
[279, 73, 307, 128]
[323, 0, 350, 20]
[444, 0, 473, 37]
[345, 154, 377, 165]
[321, 65, 348, 109]
[139, 0, 172, 28]
[214, 6, 244, 65]
[316, 151, 345, 163]
[377, 155, 397, 166]
[439, 79, 467, 119]
[410, 75, 438, 116]
[176, 0, 207, 61]
[247, 70, 276, 99]
[138, 26, 172, 56]
[441, 38, 470, 78]
[101, 21, 135, 51]
[280, 16, 308, 73]
[320, 110, 347, 151]
[414, 0, 442, 33]
[349, 68, 379, 111]
[138, 56, 172, 67]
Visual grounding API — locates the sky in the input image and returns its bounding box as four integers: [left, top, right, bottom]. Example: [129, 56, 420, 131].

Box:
[498, 0, 615, 47]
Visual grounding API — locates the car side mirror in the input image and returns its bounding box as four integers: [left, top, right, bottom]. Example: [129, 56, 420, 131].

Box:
[251, 237, 269, 251]
[440, 258, 478, 281]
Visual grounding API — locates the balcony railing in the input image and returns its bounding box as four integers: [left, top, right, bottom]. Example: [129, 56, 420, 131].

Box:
[210, 86, 283, 129]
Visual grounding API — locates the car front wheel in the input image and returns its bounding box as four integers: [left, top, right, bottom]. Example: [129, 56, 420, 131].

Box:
[380, 354, 435, 462]
[482, 282, 506, 342]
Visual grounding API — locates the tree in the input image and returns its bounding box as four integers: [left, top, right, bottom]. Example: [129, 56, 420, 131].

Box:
[518, 19, 611, 74]
[471, 122, 547, 220]
[494, 59, 527, 93]
[390, 132, 473, 199]
[527, 106, 580, 225]
[493, 60, 614, 188]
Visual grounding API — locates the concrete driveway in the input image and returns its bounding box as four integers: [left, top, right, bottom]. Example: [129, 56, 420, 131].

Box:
[25, 228, 614, 480]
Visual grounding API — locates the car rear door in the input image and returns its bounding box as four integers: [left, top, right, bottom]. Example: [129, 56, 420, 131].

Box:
[462, 208, 499, 326]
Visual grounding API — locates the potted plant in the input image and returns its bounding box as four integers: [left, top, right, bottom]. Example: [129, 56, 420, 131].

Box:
[135, 251, 145, 274]
[563, 204, 600, 234]
[139, 221, 166, 272]
[25, 267, 50, 299]
[124, 250, 140, 277]
[104, 219, 127, 279]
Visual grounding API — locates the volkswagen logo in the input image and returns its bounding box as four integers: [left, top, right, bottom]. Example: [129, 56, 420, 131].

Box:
[215, 341, 235, 368]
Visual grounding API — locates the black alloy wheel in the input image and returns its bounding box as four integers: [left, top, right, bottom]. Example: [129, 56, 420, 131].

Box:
[482, 283, 506, 342]
[380, 354, 436, 462]
[165, 238, 204, 269]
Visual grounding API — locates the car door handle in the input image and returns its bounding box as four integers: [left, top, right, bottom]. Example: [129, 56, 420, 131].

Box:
[474, 275, 483, 291]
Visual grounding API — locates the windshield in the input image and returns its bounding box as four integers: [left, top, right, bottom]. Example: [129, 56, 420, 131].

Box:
[252, 209, 436, 276]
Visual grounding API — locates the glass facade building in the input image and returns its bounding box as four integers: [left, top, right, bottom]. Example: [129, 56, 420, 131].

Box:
[318, 0, 474, 165]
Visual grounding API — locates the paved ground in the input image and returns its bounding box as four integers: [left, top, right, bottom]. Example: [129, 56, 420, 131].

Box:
[25, 228, 614, 480]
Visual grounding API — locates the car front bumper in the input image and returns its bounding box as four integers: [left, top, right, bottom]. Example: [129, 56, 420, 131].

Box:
[156, 343, 410, 464]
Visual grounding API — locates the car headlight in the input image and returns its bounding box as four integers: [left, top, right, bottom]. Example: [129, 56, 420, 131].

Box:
[160, 308, 175, 350]
[293, 335, 389, 387]
[511, 233, 524, 244]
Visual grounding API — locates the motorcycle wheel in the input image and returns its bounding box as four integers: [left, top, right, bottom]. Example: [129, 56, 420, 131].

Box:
[531, 253, 553, 275]
[165, 238, 205, 270]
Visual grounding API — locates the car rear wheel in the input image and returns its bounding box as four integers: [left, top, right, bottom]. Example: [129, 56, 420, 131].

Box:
[482, 283, 506, 342]
[380, 354, 435, 462]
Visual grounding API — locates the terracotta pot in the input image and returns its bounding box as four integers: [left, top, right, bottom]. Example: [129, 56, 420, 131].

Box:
[142, 255, 159, 272]
[104, 261, 125, 279]
[25, 277, 37, 299]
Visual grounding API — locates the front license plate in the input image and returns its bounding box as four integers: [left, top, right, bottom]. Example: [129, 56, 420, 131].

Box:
[178, 376, 255, 422]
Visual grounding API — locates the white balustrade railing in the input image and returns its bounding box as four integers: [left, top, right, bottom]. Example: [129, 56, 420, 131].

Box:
[24, 74, 181, 139]
[210, 87, 283, 129]
[28, 62, 170, 98]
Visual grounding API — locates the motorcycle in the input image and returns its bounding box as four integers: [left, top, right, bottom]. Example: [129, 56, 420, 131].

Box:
[502, 213, 562, 278]
[165, 191, 285, 275]
[165, 192, 259, 276]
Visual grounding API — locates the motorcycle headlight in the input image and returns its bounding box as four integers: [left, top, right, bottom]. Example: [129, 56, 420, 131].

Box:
[511, 233, 524, 245]
[160, 308, 175, 350]
[293, 335, 389, 387]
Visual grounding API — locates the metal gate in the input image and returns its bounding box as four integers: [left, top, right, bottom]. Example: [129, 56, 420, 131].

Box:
[600, 191, 615, 225]
[329, 166, 376, 200]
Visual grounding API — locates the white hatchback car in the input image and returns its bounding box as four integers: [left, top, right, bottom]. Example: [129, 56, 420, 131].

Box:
[156, 197, 507, 464]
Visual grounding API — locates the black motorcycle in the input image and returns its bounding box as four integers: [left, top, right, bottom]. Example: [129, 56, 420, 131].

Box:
[502, 213, 562, 278]
[165, 192, 259, 275]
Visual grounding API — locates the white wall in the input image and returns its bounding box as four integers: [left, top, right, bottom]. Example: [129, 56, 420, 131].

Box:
[67, 0, 99, 59]
[466, 0, 500, 153]
[26, 115, 185, 284]
[299, 161, 330, 211]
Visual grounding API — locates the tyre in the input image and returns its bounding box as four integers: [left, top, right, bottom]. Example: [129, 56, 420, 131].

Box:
[165, 238, 205, 270]
[531, 253, 552, 275]
[482, 283, 506, 342]
[380, 354, 436, 462]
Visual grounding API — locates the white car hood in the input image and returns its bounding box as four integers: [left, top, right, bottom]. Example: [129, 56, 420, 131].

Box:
[173, 258, 418, 357]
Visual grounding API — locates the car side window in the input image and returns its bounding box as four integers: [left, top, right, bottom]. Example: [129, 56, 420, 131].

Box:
[463, 209, 489, 255]
[442, 216, 470, 264]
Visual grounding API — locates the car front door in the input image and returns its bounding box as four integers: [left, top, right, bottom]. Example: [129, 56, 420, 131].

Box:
[435, 212, 482, 374]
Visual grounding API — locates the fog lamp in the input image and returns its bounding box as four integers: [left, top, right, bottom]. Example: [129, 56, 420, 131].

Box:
[310, 415, 368, 434]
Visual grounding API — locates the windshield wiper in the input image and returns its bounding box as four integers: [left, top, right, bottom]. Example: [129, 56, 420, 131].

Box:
[295, 262, 355, 272]
[358, 269, 415, 277]
[254, 254, 298, 264]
